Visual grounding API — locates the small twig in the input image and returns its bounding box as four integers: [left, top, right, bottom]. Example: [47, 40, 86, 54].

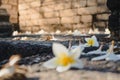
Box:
[68, 40, 72, 50]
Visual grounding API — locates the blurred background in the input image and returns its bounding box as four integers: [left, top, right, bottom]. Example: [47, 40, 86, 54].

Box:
[0, 0, 109, 33]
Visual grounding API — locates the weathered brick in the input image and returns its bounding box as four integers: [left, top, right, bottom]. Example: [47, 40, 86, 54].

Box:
[30, 0, 41, 7]
[39, 18, 60, 24]
[39, 19, 48, 25]
[11, 6, 18, 11]
[24, 0, 33, 3]
[8, 9, 18, 15]
[47, 18, 60, 24]
[54, 3, 64, 10]
[19, 10, 28, 15]
[73, 23, 84, 29]
[32, 26, 40, 32]
[96, 14, 109, 20]
[63, 1, 71, 9]
[44, 11, 59, 18]
[10, 17, 18, 23]
[19, 3, 30, 10]
[10, 15, 18, 19]
[60, 9, 77, 17]
[73, 23, 91, 33]
[94, 22, 106, 27]
[97, 0, 106, 5]
[78, 6, 97, 15]
[31, 19, 39, 25]
[41, 5, 54, 12]
[8, 0, 17, 5]
[25, 20, 33, 26]
[72, 0, 86, 8]
[1, 0, 9, 4]
[44, 0, 55, 2]
[62, 24, 73, 31]
[97, 6, 109, 13]
[81, 15, 92, 23]
[30, 13, 40, 19]
[19, 21, 26, 26]
[20, 26, 32, 32]
[61, 16, 80, 24]
[1, 4, 12, 9]
[87, 0, 97, 6]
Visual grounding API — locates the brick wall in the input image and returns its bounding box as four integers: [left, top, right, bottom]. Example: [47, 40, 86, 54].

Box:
[0, 0, 18, 24]
[2, 0, 109, 33]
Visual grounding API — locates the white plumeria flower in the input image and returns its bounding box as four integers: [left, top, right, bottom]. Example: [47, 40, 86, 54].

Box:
[43, 43, 84, 72]
[92, 41, 120, 61]
[85, 36, 99, 47]
[87, 44, 106, 55]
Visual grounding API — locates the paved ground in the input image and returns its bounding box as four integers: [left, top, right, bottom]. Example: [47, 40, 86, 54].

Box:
[0, 35, 119, 80]
[26, 63, 120, 80]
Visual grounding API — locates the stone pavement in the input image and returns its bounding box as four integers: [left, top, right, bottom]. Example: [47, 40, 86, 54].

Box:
[25, 62, 120, 80]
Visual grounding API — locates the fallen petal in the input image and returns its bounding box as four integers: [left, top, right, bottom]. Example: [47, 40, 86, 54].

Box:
[52, 43, 69, 57]
[43, 58, 57, 69]
[87, 50, 106, 55]
[72, 60, 84, 69]
[56, 65, 71, 72]
[92, 54, 109, 61]
[106, 54, 120, 61]
[70, 46, 84, 59]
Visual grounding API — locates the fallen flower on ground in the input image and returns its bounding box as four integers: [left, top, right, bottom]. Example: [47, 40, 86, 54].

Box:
[72, 30, 81, 36]
[43, 43, 84, 72]
[85, 36, 99, 47]
[92, 41, 120, 61]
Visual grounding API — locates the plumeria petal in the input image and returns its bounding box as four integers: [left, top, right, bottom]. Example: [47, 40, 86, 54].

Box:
[72, 59, 84, 69]
[87, 50, 106, 55]
[56, 65, 71, 72]
[92, 54, 109, 61]
[52, 43, 69, 57]
[70, 45, 84, 59]
[85, 38, 90, 43]
[92, 36, 99, 47]
[43, 58, 57, 69]
[106, 54, 120, 61]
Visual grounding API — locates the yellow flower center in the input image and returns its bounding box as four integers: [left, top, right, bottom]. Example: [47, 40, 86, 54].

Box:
[56, 53, 75, 66]
[88, 39, 94, 46]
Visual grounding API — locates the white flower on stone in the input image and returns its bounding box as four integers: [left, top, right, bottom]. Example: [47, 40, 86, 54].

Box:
[12, 31, 19, 36]
[92, 41, 120, 61]
[43, 43, 84, 72]
[88, 29, 94, 34]
[72, 30, 81, 36]
[25, 31, 31, 35]
[55, 30, 61, 34]
[94, 28, 100, 34]
[85, 36, 99, 47]
[105, 28, 110, 34]
[87, 44, 106, 55]
[36, 29, 47, 34]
